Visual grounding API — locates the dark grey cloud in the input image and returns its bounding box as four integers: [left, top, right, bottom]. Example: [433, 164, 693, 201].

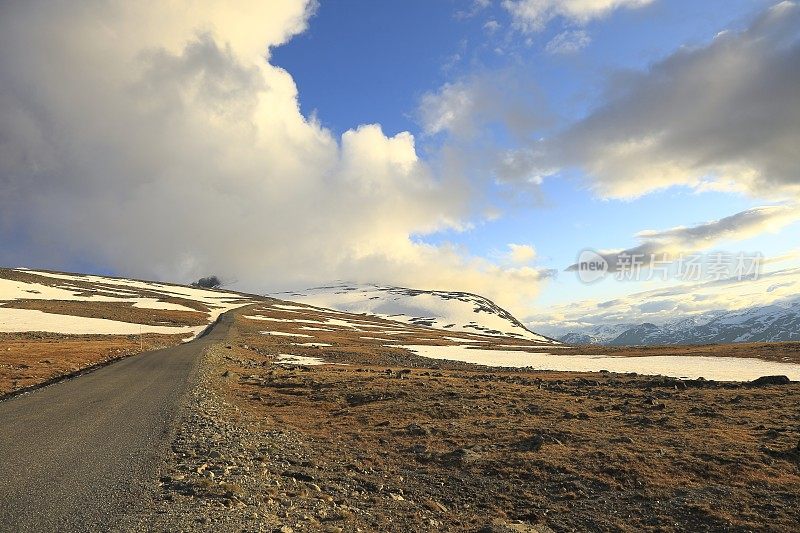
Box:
[547, 1, 800, 198]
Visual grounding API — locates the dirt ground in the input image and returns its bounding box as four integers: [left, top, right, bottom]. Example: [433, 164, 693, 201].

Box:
[153, 310, 799, 532]
[0, 332, 188, 396]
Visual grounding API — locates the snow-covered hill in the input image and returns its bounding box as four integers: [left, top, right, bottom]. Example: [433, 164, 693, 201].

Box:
[556, 298, 800, 345]
[0, 268, 254, 338]
[276, 283, 556, 343]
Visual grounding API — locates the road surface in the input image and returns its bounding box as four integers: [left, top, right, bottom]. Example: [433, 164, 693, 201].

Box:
[0, 311, 234, 532]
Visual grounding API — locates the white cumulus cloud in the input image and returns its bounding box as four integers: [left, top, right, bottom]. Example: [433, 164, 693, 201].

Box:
[503, 0, 653, 33]
[506, 243, 538, 264]
[545, 30, 591, 54]
[0, 0, 549, 314]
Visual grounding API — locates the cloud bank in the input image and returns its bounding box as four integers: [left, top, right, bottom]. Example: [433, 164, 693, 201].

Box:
[567, 205, 800, 272]
[529, 266, 800, 330]
[0, 0, 547, 311]
[543, 1, 800, 198]
[428, 2, 800, 201]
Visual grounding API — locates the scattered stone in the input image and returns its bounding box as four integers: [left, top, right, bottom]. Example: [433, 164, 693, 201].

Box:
[405, 423, 430, 436]
[441, 447, 483, 465]
[749, 375, 791, 387]
[517, 434, 545, 452]
[423, 498, 448, 513]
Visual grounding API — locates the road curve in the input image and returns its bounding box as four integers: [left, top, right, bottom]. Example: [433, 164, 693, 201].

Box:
[0, 311, 235, 532]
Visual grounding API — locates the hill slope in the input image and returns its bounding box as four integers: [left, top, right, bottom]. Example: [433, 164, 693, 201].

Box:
[0, 268, 254, 337]
[277, 283, 555, 343]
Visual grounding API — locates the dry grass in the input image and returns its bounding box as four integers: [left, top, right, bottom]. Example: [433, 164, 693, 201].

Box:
[0, 331, 188, 396]
[557, 341, 800, 364]
[206, 306, 800, 531]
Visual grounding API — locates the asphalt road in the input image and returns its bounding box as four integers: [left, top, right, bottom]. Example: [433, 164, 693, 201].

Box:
[0, 311, 234, 532]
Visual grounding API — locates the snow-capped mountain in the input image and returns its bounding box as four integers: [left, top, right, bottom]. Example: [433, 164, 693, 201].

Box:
[277, 283, 556, 343]
[558, 323, 637, 345]
[556, 297, 800, 345]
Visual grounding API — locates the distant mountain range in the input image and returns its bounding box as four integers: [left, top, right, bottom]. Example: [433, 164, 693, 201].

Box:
[277, 283, 555, 343]
[556, 297, 800, 345]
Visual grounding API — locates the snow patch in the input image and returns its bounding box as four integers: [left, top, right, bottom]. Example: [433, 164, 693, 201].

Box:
[0, 308, 200, 336]
[291, 342, 333, 347]
[274, 354, 326, 365]
[403, 345, 800, 381]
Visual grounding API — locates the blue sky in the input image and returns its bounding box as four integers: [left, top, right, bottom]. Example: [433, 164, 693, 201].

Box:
[270, 0, 798, 316]
[276, 0, 758, 134]
[272, 0, 771, 133]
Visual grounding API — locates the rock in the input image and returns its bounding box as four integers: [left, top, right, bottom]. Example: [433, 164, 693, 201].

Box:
[281, 470, 315, 482]
[405, 423, 430, 436]
[410, 444, 434, 463]
[277, 526, 293, 533]
[517, 434, 545, 452]
[423, 498, 448, 513]
[441, 447, 483, 465]
[749, 375, 791, 387]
